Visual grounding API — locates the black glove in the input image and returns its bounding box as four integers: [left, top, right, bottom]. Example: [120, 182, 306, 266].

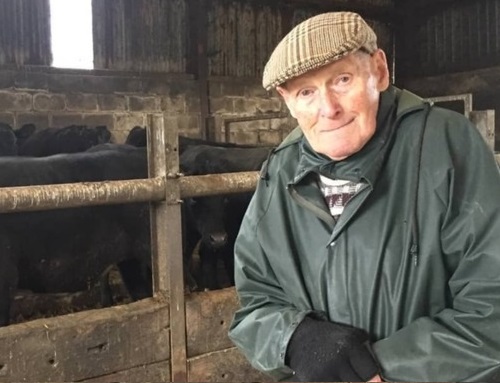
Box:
[285, 316, 379, 382]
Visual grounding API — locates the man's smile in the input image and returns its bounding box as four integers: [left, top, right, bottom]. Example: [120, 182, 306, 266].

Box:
[319, 117, 356, 133]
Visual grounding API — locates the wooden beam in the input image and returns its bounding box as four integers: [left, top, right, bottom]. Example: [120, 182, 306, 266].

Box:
[281, 0, 395, 22]
[81, 360, 171, 382]
[187, 0, 210, 139]
[395, 0, 471, 20]
[0, 299, 169, 381]
[188, 347, 272, 382]
[186, 288, 238, 358]
[148, 115, 187, 382]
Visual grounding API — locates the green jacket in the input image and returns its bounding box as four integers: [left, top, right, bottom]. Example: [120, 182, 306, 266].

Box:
[229, 86, 500, 382]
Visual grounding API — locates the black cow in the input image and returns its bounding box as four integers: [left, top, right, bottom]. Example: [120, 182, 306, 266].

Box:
[0, 147, 151, 326]
[125, 126, 257, 153]
[180, 144, 273, 290]
[0, 139, 271, 325]
[125, 126, 147, 147]
[17, 125, 112, 156]
[0, 123, 17, 156]
[14, 123, 36, 149]
[87, 142, 272, 291]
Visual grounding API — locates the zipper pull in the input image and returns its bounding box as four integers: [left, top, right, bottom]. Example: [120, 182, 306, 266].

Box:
[410, 243, 419, 266]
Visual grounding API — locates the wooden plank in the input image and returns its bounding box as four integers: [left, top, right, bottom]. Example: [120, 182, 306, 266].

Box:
[80, 360, 170, 382]
[187, 0, 210, 139]
[282, 0, 394, 22]
[186, 287, 238, 358]
[148, 114, 187, 381]
[188, 347, 272, 383]
[469, 110, 496, 152]
[0, 299, 169, 382]
[0, 178, 165, 213]
[163, 116, 188, 382]
[147, 114, 170, 295]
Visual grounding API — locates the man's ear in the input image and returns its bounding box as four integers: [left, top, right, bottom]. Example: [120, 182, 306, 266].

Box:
[276, 85, 297, 119]
[372, 49, 390, 92]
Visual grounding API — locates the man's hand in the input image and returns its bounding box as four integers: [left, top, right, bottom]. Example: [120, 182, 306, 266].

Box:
[368, 374, 383, 382]
[286, 316, 379, 382]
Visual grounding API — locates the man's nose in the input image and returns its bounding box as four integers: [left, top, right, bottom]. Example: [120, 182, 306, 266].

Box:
[319, 91, 342, 118]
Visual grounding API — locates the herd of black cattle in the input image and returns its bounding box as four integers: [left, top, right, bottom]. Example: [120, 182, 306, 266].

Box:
[0, 122, 273, 326]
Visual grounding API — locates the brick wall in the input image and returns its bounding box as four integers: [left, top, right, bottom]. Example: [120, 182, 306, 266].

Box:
[0, 67, 297, 146]
[208, 78, 296, 145]
[0, 67, 201, 143]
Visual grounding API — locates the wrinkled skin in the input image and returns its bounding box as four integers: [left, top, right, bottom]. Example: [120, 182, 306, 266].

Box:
[277, 49, 389, 161]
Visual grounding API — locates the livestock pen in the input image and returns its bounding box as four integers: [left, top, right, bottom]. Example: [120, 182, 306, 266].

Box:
[2, 0, 500, 381]
[0, 114, 268, 382]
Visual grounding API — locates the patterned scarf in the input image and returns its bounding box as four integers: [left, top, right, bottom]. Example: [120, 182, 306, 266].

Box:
[318, 175, 363, 218]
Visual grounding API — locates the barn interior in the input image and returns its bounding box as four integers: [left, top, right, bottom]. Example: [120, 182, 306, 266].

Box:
[0, 0, 499, 381]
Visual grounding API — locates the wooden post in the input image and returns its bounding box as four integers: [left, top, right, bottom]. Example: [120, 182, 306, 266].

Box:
[187, 0, 210, 140]
[148, 114, 187, 382]
[469, 110, 496, 153]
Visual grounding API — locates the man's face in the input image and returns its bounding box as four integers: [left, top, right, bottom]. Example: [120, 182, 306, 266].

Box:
[277, 49, 390, 161]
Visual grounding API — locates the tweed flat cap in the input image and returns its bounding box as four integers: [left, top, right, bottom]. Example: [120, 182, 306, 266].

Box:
[262, 12, 378, 90]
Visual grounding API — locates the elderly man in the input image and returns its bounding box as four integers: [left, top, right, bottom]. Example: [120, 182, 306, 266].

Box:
[228, 11, 500, 382]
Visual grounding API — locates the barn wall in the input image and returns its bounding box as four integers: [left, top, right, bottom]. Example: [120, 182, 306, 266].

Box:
[205, 0, 395, 146]
[396, 0, 500, 78]
[0, 67, 201, 142]
[207, 0, 394, 79]
[399, 68, 500, 152]
[0, 0, 51, 66]
[92, 0, 188, 73]
[0, 0, 395, 147]
[208, 78, 296, 145]
[396, 1, 500, 151]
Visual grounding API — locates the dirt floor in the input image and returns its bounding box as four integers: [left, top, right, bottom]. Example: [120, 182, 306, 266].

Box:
[9, 246, 232, 324]
[10, 264, 133, 324]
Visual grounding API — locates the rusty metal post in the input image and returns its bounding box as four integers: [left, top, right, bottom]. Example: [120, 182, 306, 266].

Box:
[147, 114, 187, 382]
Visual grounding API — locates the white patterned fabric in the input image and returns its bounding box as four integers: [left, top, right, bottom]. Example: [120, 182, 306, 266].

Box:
[318, 175, 363, 217]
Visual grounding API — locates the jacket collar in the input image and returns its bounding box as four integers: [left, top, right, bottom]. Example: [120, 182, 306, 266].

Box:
[289, 86, 426, 186]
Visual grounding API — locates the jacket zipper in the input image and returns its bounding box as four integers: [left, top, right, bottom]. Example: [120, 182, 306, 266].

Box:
[287, 185, 335, 227]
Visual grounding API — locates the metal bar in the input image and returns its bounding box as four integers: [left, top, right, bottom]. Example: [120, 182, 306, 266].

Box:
[0, 172, 259, 214]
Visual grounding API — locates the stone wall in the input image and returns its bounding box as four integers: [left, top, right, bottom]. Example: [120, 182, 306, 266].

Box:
[0, 67, 201, 143]
[0, 68, 295, 146]
[208, 78, 295, 145]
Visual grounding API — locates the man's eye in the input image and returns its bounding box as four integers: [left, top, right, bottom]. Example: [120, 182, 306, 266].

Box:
[298, 89, 313, 97]
[338, 75, 351, 84]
